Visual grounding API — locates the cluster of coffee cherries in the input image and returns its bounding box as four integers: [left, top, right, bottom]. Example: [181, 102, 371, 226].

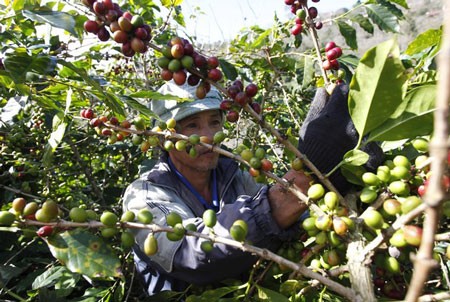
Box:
[0, 197, 66, 238]
[323, 41, 343, 71]
[218, 79, 261, 123]
[284, 0, 322, 36]
[78, 108, 135, 147]
[157, 36, 223, 99]
[82, 0, 152, 57]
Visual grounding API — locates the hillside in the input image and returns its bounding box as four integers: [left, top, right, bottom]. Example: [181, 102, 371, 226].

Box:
[312, 0, 443, 55]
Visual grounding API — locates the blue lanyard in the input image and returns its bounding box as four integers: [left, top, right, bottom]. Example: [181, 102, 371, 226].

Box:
[168, 157, 220, 212]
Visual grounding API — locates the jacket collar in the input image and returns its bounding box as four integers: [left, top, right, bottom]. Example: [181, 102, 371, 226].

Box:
[146, 153, 239, 215]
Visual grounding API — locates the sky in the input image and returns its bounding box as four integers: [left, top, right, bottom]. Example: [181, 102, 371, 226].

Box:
[180, 0, 357, 42]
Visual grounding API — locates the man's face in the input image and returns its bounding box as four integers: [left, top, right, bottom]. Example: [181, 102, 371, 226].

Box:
[168, 110, 223, 173]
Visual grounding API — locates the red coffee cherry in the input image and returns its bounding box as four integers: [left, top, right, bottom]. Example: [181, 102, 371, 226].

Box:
[37, 225, 54, 237]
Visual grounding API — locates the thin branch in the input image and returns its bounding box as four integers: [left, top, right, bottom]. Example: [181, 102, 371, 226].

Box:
[405, 1, 450, 298]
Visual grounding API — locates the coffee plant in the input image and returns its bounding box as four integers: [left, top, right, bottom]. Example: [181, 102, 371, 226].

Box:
[0, 0, 448, 301]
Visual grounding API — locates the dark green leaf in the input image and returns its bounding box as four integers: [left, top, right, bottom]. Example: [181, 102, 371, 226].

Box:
[351, 14, 374, 34]
[376, 0, 405, 19]
[32, 266, 72, 289]
[368, 84, 436, 141]
[365, 3, 400, 33]
[220, 59, 238, 80]
[348, 38, 408, 142]
[122, 96, 157, 118]
[22, 10, 77, 37]
[336, 20, 357, 50]
[0, 264, 26, 285]
[47, 229, 123, 279]
[341, 165, 366, 186]
[4, 49, 57, 83]
[405, 28, 442, 56]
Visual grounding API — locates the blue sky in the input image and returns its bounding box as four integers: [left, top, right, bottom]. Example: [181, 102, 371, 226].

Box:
[180, 0, 356, 42]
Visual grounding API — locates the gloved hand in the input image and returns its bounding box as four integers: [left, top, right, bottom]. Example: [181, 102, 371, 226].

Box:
[297, 84, 385, 194]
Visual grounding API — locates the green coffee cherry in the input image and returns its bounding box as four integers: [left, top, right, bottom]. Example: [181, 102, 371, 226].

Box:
[363, 210, 384, 229]
[144, 233, 158, 256]
[362, 172, 380, 186]
[200, 240, 214, 253]
[0, 211, 16, 226]
[100, 211, 118, 227]
[388, 181, 410, 196]
[324, 192, 339, 210]
[101, 227, 119, 238]
[188, 134, 200, 145]
[137, 209, 153, 224]
[360, 187, 377, 204]
[412, 138, 429, 152]
[213, 131, 226, 144]
[307, 184, 325, 200]
[393, 155, 410, 169]
[203, 209, 217, 228]
[175, 140, 187, 151]
[69, 207, 88, 223]
[240, 149, 253, 161]
[166, 118, 176, 129]
[230, 225, 246, 242]
[121, 231, 135, 249]
[120, 210, 136, 222]
[166, 212, 182, 227]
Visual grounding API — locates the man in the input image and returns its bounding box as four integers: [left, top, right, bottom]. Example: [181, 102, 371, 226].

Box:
[122, 81, 382, 296]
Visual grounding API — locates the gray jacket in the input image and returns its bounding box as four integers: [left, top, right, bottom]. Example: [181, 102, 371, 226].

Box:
[122, 154, 300, 295]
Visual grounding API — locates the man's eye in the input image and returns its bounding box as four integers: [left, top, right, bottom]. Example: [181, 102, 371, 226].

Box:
[184, 123, 197, 129]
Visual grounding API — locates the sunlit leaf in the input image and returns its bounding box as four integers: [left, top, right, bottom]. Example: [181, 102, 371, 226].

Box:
[256, 285, 290, 301]
[343, 149, 369, 166]
[368, 84, 437, 141]
[22, 10, 77, 37]
[405, 28, 442, 56]
[348, 38, 408, 143]
[32, 266, 77, 290]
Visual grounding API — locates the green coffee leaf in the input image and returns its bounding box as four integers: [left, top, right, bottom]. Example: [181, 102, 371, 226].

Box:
[47, 229, 122, 279]
[343, 149, 370, 166]
[22, 10, 77, 37]
[348, 38, 408, 144]
[256, 285, 290, 301]
[351, 14, 374, 34]
[337, 20, 357, 50]
[405, 28, 442, 56]
[4, 49, 56, 83]
[365, 4, 400, 33]
[368, 84, 437, 141]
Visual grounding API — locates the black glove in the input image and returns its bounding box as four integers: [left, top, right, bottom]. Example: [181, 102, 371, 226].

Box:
[297, 84, 384, 194]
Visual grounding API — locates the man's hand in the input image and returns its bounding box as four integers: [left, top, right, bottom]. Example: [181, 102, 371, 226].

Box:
[297, 84, 384, 194]
[268, 169, 310, 229]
